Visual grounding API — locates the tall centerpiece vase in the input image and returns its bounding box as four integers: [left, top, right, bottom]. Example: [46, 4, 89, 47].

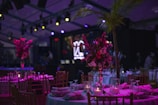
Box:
[20, 59, 25, 69]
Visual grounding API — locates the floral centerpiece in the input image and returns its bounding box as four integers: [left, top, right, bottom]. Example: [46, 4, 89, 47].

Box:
[82, 32, 113, 71]
[13, 37, 33, 68]
[82, 32, 113, 88]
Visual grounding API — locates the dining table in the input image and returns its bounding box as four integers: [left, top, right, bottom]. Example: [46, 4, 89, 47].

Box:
[46, 84, 158, 105]
[0, 74, 54, 95]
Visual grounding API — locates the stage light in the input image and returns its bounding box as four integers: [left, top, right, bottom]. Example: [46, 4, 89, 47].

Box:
[51, 31, 54, 35]
[61, 30, 64, 33]
[33, 27, 38, 32]
[64, 12, 70, 22]
[41, 25, 46, 30]
[0, 13, 4, 20]
[102, 20, 106, 23]
[0, 13, 2, 18]
[84, 24, 88, 28]
[56, 21, 60, 26]
[56, 17, 61, 26]
[34, 25, 38, 32]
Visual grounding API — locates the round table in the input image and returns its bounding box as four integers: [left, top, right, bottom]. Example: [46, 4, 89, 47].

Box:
[46, 89, 158, 105]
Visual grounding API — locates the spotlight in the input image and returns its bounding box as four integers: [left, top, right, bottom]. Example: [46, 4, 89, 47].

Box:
[102, 20, 106, 23]
[84, 24, 88, 28]
[41, 25, 46, 30]
[61, 30, 64, 34]
[0, 13, 2, 18]
[56, 17, 61, 26]
[34, 28, 38, 32]
[0, 13, 4, 20]
[64, 12, 70, 22]
[51, 31, 54, 35]
[41, 20, 47, 30]
[34, 25, 38, 32]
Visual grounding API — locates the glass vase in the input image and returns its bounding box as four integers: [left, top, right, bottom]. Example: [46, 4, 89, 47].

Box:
[20, 59, 25, 69]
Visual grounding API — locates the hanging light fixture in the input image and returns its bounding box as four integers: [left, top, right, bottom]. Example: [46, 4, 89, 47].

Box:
[56, 17, 61, 26]
[0, 13, 4, 20]
[34, 24, 38, 32]
[41, 21, 46, 30]
[64, 12, 70, 22]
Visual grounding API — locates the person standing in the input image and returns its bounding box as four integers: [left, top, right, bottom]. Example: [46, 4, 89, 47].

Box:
[135, 52, 143, 69]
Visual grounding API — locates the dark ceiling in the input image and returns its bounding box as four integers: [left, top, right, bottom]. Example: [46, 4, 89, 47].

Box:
[0, 0, 158, 46]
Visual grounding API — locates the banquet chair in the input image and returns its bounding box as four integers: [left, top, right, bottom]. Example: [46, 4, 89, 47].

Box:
[148, 69, 158, 88]
[10, 85, 19, 105]
[51, 71, 69, 87]
[134, 75, 149, 85]
[27, 79, 44, 95]
[18, 91, 37, 105]
[18, 79, 28, 91]
[87, 92, 134, 105]
[81, 73, 93, 83]
[127, 74, 149, 85]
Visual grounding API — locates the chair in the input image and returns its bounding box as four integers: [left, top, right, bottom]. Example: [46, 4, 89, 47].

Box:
[134, 75, 149, 85]
[18, 91, 37, 105]
[81, 73, 93, 83]
[27, 79, 44, 95]
[10, 85, 19, 105]
[51, 71, 69, 87]
[148, 69, 158, 88]
[127, 74, 149, 85]
[87, 92, 133, 105]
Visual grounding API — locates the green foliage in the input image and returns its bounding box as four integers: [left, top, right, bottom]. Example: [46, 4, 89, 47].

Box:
[74, 0, 143, 32]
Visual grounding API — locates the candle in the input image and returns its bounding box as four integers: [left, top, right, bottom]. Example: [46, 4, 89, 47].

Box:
[94, 87, 101, 95]
[18, 74, 21, 78]
[111, 87, 119, 94]
[85, 85, 90, 92]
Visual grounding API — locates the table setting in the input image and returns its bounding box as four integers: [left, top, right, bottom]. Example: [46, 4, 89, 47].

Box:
[46, 77, 158, 105]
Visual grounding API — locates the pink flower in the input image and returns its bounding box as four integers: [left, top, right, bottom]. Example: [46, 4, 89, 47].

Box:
[13, 37, 33, 60]
[82, 32, 113, 70]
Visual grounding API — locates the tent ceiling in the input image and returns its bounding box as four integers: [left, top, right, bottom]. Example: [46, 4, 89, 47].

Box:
[0, 0, 158, 44]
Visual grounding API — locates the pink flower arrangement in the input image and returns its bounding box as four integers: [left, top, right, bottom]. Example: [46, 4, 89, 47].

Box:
[13, 37, 33, 60]
[82, 32, 113, 70]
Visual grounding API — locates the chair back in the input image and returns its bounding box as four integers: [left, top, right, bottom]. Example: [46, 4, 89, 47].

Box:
[81, 73, 93, 83]
[18, 91, 37, 105]
[27, 79, 43, 95]
[10, 85, 19, 105]
[53, 71, 69, 87]
[87, 92, 133, 105]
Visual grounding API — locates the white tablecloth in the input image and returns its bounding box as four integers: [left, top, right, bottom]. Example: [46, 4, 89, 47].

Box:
[46, 89, 158, 105]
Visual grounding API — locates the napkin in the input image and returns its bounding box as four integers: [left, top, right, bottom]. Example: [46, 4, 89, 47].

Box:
[51, 89, 70, 97]
[152, 88, 158, 95]
[63, 91, 85, 100]
[52, 87, 70, 91]
[139, 84, 152, 92]
[119, 82, 129, 89]
[133, 92, 148, 99]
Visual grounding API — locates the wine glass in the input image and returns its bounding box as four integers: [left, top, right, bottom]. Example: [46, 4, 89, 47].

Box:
[135, 80, 140, 92]
[74, 79, 78, 84]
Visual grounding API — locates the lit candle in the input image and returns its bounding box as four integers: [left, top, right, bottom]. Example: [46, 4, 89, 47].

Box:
[112, 87, 119, 94]
[18, 74, 21, 78]
[85, 85, 90, 92]
[94, 87, 101, 95]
